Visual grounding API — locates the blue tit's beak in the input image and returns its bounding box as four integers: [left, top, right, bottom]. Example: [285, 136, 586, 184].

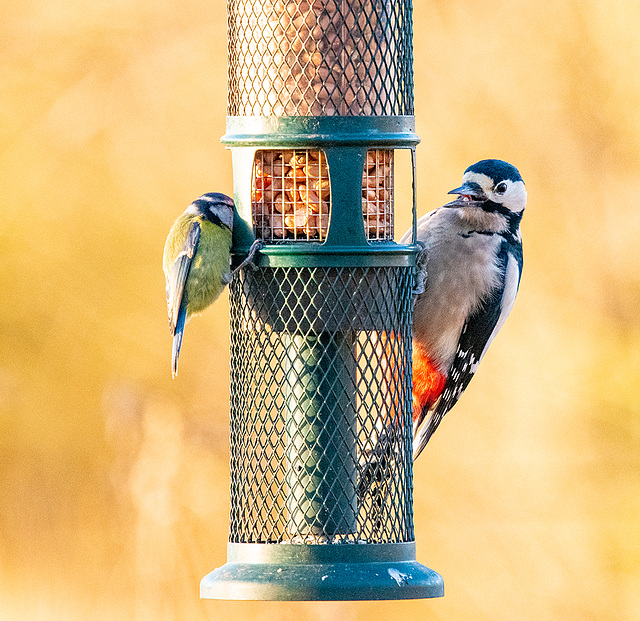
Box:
[443, 181, 487, 207]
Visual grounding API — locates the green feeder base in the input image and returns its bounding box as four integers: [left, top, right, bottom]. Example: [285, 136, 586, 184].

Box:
[201, 542, 443, 601]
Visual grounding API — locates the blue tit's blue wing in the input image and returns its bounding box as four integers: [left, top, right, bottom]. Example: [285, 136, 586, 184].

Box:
[171, 304, 188, 379]
[166, 221, 201, 334]
[166, 221, 201, 378]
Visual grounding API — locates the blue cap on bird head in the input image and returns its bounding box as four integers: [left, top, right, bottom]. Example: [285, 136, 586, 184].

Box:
[190, 193, 235, 230]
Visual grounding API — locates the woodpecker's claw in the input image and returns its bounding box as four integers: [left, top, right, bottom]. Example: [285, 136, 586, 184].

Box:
[412, 279, 425, 297]
[231, 239, 263, 276]
[412, 241, 427, 296]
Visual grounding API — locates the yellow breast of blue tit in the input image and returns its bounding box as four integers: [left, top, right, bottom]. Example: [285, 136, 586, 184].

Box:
[186, 216, 233, 315]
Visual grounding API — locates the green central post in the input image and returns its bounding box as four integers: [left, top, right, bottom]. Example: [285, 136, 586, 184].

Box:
[285, 331, 357, 538]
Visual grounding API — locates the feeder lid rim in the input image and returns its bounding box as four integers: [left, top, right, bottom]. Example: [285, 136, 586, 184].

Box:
[223, 115, 419, 147]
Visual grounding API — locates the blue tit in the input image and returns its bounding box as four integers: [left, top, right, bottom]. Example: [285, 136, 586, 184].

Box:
[163, 192, 235, 378]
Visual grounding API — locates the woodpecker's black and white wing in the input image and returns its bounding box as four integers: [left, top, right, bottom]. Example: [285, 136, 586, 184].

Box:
[413, 240, 522, 458]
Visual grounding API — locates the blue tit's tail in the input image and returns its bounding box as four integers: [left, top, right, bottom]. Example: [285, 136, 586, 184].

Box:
[171, 305, 188, 379]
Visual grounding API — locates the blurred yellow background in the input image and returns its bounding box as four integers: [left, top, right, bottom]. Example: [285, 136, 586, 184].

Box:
[2, 0, 639, 619]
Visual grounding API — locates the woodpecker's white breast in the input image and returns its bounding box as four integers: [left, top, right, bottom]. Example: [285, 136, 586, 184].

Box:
[409, 207, 506, 372]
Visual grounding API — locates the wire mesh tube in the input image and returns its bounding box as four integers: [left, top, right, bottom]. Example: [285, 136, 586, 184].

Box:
[228, 0, 413, 116]
[228, 266, 414, 544]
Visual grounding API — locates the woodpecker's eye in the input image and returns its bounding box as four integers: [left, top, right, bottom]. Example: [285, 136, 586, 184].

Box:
[495, 182, 508, 195]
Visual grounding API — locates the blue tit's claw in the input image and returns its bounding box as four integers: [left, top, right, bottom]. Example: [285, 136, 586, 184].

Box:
[231, 239, 263, 277]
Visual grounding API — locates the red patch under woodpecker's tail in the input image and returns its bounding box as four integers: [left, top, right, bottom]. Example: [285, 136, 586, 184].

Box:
[412, 343, 447, 435]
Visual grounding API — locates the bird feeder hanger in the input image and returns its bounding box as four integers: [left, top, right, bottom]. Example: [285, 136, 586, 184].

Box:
[201, 0, 444, 600]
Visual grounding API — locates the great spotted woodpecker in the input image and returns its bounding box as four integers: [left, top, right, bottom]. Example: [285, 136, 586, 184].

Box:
[401, 159, 526, 458]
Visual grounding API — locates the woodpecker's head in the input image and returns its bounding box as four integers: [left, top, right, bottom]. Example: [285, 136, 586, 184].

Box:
[187, 192, 235, 230]
[444, 160, 526, 221]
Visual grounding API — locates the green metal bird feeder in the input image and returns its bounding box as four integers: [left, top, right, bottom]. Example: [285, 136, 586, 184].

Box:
[200, 0, 444, 601]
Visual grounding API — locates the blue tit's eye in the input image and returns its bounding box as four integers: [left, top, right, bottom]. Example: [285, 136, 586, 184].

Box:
[495, 182, 508, 194]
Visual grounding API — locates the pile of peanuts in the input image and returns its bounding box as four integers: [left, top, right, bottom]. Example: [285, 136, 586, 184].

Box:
[239, 0, 389, 116]
[252, 149, 393, 241]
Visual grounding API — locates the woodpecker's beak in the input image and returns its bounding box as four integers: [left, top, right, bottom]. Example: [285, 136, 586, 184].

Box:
[443, 182, 487, 207]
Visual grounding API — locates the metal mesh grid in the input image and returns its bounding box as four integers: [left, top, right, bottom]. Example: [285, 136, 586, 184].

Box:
[252, 149, 393, 241]
[252, 150, 330, 241]
[229, 266, 414, 543]
[363, 149, 393, 239]
[227, 0, 414, 116]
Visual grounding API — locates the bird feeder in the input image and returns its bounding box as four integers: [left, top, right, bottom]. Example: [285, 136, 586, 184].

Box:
[200, 0, 444, 601]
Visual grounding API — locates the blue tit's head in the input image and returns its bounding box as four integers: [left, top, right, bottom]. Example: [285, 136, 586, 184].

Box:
[188, 193, 235, 230]
[446, 159, 527, 216]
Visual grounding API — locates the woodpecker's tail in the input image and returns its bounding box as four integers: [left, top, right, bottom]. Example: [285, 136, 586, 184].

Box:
[171, 305, 187, 379]
[412, 404, 440, 460]
[358, 424, 400, 535]
[358, 425, 398, 498]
